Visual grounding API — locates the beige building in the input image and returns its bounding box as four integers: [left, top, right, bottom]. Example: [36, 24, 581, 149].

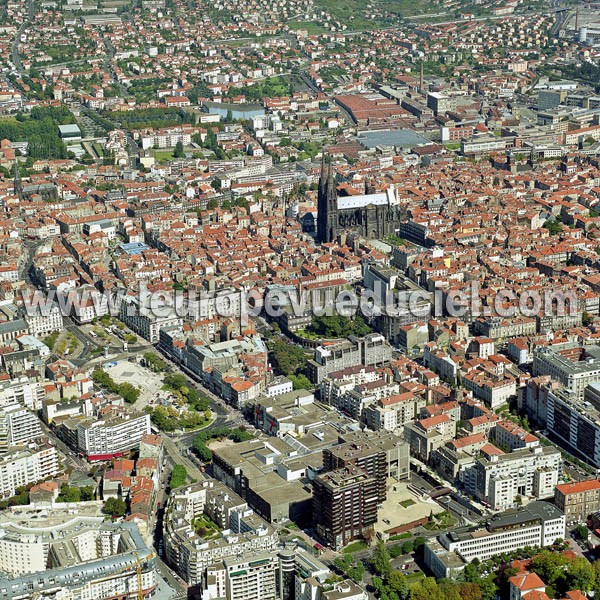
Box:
[554, 479, 600, 522]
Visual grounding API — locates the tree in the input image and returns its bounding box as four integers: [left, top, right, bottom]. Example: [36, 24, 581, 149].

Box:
[81, 485, 95, 501]
[543, 219, 562, 235]
[567, 556, 594, 592]
[118, 382, 140, 404]
[103, 497, 126, 517]
[57, 485, 82, 503]
[173, 140, 185, 158]
[464, 561, 479, 583]
[193, 439, 212, 462]
[574, 524, 589, 541]
[401, 540, 413, 554]
[479, 578, 498, 600]
[387, 571, 409, 599]
[372, 540, 392, 578]
[458, 582, 483, 600]
[268, 338, 307, 377]
[346, 560, 365, 583]
[531, 550, 569, 587]
[211, 177, 222, 191]
[290, 374, 312, 390]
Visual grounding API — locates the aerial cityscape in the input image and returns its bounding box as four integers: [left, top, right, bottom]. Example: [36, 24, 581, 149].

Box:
[1, 0, 600, 598]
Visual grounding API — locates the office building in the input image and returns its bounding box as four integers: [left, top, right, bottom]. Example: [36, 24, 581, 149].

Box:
[312, 465, 378, 550]
[425, 501, 565, 578]
[323, 429, 410, 503]
[211, 437, 315, 524]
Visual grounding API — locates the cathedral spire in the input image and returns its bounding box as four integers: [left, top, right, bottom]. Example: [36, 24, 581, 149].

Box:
[318, 152, 326, 195]
[326, 159, 336, 209]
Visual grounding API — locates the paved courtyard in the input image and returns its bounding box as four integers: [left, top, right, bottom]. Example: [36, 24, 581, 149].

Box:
[105, 360, 167, 409]
[375, 478, 444, 535]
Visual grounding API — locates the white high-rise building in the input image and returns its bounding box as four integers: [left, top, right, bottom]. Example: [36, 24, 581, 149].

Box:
[0, 403, 43, 448]
[0, 444, 59, 499]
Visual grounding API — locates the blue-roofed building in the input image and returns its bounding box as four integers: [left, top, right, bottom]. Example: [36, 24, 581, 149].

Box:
[118, 241, 150, 255]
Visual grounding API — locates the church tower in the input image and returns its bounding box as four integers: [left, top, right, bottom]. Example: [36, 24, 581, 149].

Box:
[317, 155, 338, 243]
[13, 162, 22, 201]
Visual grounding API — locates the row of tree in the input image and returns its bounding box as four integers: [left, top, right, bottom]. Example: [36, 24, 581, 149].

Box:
[92, 368, 140, 404]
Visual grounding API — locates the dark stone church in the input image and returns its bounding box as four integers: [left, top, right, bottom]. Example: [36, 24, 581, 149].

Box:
[316, 160, 405, 243]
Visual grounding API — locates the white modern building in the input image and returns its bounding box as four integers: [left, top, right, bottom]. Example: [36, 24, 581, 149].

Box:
[425, 501, 565, 578]
[0, 444, 59, 499]
[468, 445, 561, 510]
[0, 504, 156, 599]
[164, 480, 279, 586]
[0, 403, 43, 448]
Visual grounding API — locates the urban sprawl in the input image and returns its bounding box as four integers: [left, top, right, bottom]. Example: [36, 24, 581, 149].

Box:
[1, 0, 600, 599]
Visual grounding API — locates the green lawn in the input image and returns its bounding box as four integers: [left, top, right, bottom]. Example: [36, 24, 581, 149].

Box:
[399, 499, 416, 508]
[314, 0, 438, 29]
[343, 540, 368, 554]
[154, 149, 175, 162]
[287, 20, 328, 34]
[193, 514, 221, 539]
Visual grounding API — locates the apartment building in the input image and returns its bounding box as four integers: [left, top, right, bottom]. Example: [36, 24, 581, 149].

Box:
[533, 345, 600, 400]
[468, 445, 561, 510]
[205, 554, 278, 600]
[306, 334, 392, 384]
[120, 296, 183, 343]
[0, 379, 45, 411]
[405, 413, 457, 463]
[329, 378, 399, 421]
[0, 403, 43, 449]
[163, 480, 278, 586]
[0, 444, 59, 499]
[322, 581, 369, 600]
[312, 465, 378, 550]
[0, 506, 156, 598]
[56, 412, 151, 461]
[363, 392, 426, 433]
[23, 303, 63, 337]
[462, 370, 517, 409]
[544, 384, 600, 467]
[491, 420, 539, 451]
[425, 501, 565, 578]
[554, 479, 600, 522]
[431, 433, 486, 483]
[320, 366, 380, 406]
